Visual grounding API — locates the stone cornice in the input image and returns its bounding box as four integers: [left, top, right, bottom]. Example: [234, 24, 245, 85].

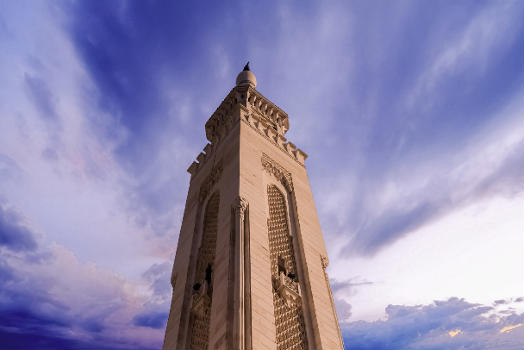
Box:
[242, 114, 307, 168]
[232, 196, 248, 216]
[261, 153, 294, 193]
[245, 87, 289, 135]
[205, 86, 289, 143]
[188, 86, 308, 178]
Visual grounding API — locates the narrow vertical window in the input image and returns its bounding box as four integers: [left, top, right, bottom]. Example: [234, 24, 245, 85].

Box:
[267, 185, 307, 350]
[189, 192, 220, 350]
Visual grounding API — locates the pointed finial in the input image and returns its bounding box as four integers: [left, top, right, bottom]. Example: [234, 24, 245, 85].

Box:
[236, 61, 256, 88]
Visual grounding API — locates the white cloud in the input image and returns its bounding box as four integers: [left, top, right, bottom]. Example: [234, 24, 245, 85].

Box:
[0, 1, 178, 284]
[331, 194, 524, 322]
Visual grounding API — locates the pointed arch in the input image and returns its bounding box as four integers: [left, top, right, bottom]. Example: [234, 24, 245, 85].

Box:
[189, 191, 220, 350]
[267, 185, 308, 350]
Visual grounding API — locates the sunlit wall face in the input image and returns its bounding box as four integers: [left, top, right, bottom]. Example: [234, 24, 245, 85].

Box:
[0, 1, 522, 349]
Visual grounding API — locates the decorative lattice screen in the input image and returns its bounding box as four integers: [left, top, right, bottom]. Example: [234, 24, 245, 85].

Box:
[190, 192, 220, 350]
[267, 185, 307, 350]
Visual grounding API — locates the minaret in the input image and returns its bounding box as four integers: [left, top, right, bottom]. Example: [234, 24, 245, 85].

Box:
[163, 64, 344, 350]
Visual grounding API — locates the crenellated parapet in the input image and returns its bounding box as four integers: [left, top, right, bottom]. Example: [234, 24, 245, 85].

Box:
[205, 85, 290, 143]
[244, 86, 289, 135]
[188, 74, 307, 178]
[242, 112, 307, 167]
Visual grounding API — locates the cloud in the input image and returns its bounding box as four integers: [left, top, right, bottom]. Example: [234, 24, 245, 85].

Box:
[341, 298, 524, 350]
[331, 278, 374, 296]
[0, 1, 522, 349]
[404, 0, 523, 112]
[132, 312, 169, 330]
[0, 202, 165, 349]
[339, 114, 523, 257]
[142, 262, 172, 300]
[24, 73, 59, 123]
[0, 154, 23, 183]
[500, 324, 523, 333]
[335, 298, 353, 323]
[0, 202, 38, 252]
[60, 1, 222, 240]
[331, 278, 374, 322]
[131, 262, 171, 330]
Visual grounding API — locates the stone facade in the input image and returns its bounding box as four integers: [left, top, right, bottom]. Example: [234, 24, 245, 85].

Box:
[163, 65, 344, 350]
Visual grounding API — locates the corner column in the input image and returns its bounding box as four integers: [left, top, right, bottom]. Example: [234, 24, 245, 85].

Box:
[230, 196, 251, 349]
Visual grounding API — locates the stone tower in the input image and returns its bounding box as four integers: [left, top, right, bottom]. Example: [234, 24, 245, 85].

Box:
[163, 64, 344, 350]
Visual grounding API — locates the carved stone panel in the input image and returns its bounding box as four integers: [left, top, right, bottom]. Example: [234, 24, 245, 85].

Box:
[267, 185, 307, 350]
[261, 153, 293, 192]
[199, 163, 222, 203]
[189, 192, 220, 350]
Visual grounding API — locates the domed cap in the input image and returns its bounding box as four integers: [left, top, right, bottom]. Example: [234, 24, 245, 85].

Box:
[236, 62, 257, 88]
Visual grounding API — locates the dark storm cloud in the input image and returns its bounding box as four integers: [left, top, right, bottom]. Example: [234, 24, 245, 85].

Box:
[0, 203, 37, 252]
[341, 298, 524, 350]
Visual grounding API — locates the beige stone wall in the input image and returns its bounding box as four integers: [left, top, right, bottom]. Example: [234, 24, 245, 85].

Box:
[238, 118, 343, 350]
[163, 84, 343, 350]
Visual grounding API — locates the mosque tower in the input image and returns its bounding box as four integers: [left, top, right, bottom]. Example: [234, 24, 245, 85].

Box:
[163, 64, 344, 350]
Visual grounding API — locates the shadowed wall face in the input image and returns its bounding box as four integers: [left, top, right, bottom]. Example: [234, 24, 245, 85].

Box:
[189, 192, 220, 349]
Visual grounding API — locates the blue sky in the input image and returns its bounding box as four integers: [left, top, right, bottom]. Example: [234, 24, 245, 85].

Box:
[0, 1, 523, 349]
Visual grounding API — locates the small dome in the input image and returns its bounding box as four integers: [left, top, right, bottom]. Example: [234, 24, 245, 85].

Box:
[236, 62, 257, 88]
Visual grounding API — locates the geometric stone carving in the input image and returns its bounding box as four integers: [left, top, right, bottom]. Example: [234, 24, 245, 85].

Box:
[272, 271, 301, 308]
[267, 185, 307, 350]
[198, 162, 222, 202]
[191, 290, 211, 319]
[205, 85, 289, 145]
[262, 153, 293, 193]
[189, 192, 220, 350]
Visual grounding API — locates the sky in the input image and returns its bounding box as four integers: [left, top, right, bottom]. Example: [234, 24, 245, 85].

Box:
[0, 0, 523, 349]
